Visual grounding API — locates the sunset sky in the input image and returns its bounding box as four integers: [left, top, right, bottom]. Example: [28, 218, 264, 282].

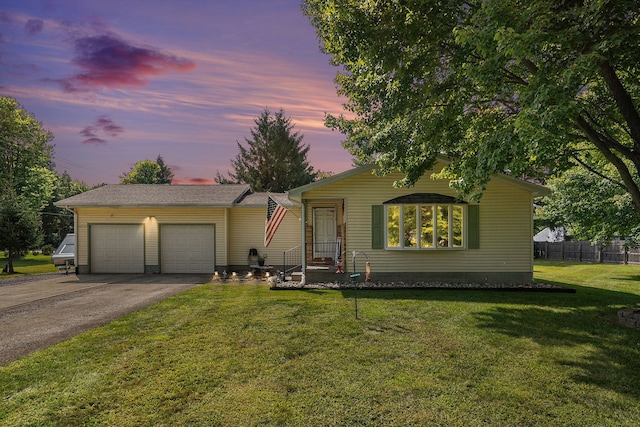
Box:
[0, 0, 353, 186]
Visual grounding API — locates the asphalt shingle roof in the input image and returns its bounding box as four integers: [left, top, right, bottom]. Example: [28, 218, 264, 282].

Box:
[55, 184, 252, 207]
[235, 192, 296, 208]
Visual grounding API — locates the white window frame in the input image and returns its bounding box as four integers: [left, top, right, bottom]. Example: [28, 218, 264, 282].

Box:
[384, 204, 466, 250]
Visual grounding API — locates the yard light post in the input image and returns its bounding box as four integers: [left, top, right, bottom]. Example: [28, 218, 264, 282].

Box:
[350, 251, 369, 319]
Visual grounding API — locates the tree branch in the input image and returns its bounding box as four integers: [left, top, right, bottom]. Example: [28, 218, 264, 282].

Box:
[598, 61, 640, 152]
[576, 114, 640, 212]
[570, 154, 626, 190]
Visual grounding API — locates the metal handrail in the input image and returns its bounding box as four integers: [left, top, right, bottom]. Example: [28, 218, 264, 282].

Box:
[283, 244, 302, 277]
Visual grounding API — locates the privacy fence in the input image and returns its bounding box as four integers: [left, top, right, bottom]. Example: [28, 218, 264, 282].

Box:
[534, 241, 640, 265]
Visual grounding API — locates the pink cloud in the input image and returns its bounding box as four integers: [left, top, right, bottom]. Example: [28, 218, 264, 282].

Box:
[59, 34, 196, 92]
[80, 115, 124, 144]
[173, 177, 214, 185]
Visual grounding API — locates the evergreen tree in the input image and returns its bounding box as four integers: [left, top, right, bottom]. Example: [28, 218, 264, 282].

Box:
[216, 108, 316, 192]
[41, 172, 89, 246]
[156, 155, 174, 184]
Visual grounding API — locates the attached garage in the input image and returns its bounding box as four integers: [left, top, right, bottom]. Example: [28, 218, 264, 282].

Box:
[90, 224, 144, 273]
[161, 224, 215, 274]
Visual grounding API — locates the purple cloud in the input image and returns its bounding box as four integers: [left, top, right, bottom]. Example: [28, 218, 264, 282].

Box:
[0, 11, 12, 24]
[60, 34, 196, 92]
[80, 115, 124, 144]
[24, 19, 44, 36]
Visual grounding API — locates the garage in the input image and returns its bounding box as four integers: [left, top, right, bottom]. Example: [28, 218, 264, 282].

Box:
[90, 224, 145, 273]
[161, 225, 215, 274]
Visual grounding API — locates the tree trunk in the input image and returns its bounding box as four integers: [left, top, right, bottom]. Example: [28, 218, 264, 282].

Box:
[7, 250, 15, 274]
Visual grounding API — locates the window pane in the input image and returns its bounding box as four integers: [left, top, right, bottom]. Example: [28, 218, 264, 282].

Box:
[404, 206, 417, 247]
[387, 205, 400, 247]
[420, 206, 434, 248]
[452, 205, 463, 247]
[437, 205, 449, 247]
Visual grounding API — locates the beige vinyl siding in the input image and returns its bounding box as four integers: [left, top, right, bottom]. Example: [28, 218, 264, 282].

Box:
[75, 207, 226, 269]
[228, 207, 302, 267]
[303, 166, 534, 274]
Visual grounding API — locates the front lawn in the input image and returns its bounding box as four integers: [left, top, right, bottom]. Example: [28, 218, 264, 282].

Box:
[1, 261, 640, 425]
[0, 254, 58, 278]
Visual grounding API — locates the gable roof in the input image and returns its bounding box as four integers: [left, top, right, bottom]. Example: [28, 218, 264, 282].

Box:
[235, 191, 296, 208]
[55, 184, 252, 208]
[287, 161, 550, 199]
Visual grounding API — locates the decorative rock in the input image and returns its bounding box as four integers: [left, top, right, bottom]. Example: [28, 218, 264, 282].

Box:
[618, 308, 640, 329]
[271, 280, 575, 293]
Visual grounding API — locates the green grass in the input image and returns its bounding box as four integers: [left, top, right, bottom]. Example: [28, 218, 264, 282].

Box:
[2, 261, 640, 426]
[0, 254, 58, 278]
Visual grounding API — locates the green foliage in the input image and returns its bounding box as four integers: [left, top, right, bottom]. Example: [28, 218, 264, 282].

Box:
[0, 96, 56, 203]
[155, 154, 174, 184]
[41, 172, 88, 246]
[303, 1, 640, 207]
[216, 108, 317, 192]
[0, 196, 43, 274]
[41, 244, 55, 256]
[120, 155, 173, 184]
[537, 165, 640, 244]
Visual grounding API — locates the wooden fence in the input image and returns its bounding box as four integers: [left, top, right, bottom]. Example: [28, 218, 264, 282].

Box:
[534, 241, 640, 265]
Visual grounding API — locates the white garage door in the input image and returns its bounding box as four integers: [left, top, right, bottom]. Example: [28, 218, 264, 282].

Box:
[91, 224, 144, 273]
[161, 225, 215, 274]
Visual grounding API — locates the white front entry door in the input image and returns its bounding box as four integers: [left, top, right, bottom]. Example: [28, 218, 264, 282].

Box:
[313, 208, 336, 259]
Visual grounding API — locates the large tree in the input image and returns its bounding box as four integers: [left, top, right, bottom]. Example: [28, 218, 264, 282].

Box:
[0, 196, 42, 274]
[536, 163, 640, 245]
[216, 108, 316, 192]
[303, 1, 640, 208]
[120, 155, 173, 184]
[0, 97, 55, 202]
[41, 172, 89, 246]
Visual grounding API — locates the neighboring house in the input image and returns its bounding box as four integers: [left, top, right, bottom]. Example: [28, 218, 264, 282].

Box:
[534, 227, 567, 243]
[56, 160, 549, 284]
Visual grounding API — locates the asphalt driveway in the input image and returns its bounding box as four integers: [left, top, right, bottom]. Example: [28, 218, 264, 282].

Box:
[0, 274, 210, 366]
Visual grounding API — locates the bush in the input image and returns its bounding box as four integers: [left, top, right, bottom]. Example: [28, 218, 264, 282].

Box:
[41, 244, 55, 256]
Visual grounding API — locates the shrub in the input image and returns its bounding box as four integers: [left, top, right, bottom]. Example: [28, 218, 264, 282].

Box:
[41, 244, 55, 256]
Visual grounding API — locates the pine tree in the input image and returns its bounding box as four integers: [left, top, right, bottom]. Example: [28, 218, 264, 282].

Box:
[156, 155, 174, 184]
[216, 108, 316, 192]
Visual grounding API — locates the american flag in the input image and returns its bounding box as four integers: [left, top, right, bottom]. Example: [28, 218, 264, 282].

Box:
[264, 195, 288, 247]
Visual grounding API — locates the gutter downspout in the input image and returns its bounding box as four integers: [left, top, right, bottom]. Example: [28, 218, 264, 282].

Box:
[301, 199, 307, 284]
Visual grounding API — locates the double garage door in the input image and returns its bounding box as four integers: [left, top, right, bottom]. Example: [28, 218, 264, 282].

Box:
[90, 224, 215, 274]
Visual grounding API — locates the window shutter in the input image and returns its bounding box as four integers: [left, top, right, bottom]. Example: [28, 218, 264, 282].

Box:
[468, 204, 480, 249]
[371, 205, 384, 249]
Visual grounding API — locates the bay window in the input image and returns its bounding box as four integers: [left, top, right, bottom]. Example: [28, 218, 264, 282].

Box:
[385, 204, 465, 250]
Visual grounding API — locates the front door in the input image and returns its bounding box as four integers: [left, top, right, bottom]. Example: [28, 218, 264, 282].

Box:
[313, 208, 336, 260]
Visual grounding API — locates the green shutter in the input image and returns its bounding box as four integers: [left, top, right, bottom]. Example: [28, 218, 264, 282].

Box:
[371, 205, 384, 249]
[468, 204, 480, 249]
